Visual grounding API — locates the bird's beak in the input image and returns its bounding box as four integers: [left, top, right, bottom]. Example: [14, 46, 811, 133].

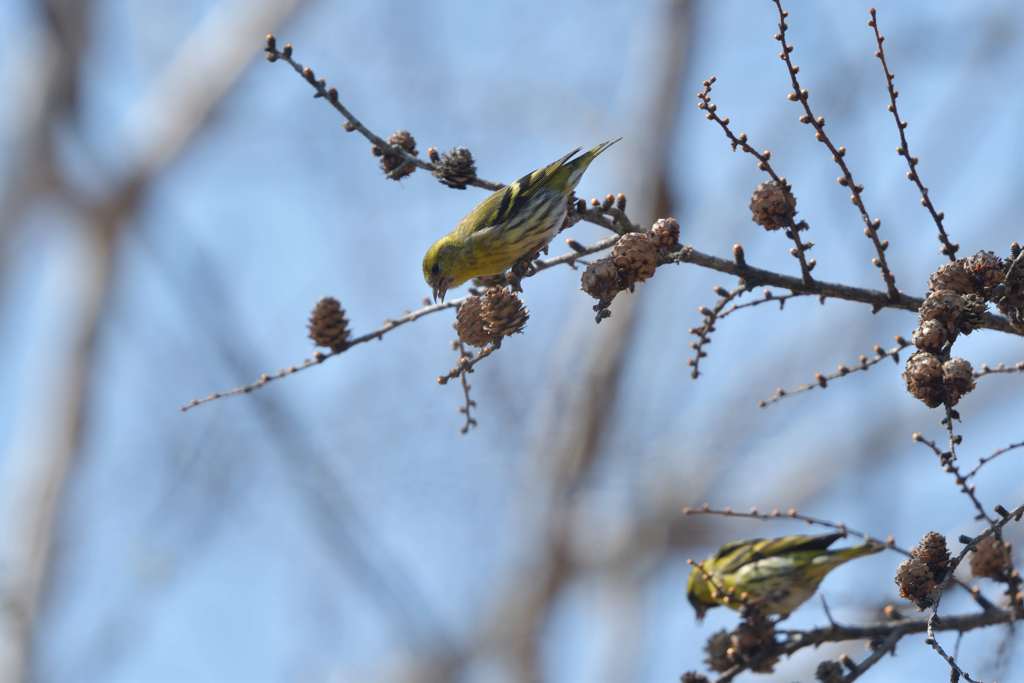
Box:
[687, 589, 708, 622]
[431, 278, 449, 304]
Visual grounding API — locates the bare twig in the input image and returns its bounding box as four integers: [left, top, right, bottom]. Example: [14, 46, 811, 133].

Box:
[771, 0, 899, 298]
[841, 629, 903, 682]
[453, 340, 478, 434]
[759, 338, 911, 407]
[437, 344, 499, 385]
[974, 361, 1024, 379]
[924, 623, 982, 683]
[689, 284, 749, 379]
[683, 504, 895, 551]
[264, 36, 497, 190]
[912, 432, 993, 524]
[717, 289, 819, 320]
[964, 440, 1024, 481]
[868, 8, 958, 260]
[181, 299, 461, 410]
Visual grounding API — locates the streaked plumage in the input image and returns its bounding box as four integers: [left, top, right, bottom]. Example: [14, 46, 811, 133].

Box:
[687, 533, 883, 619]
[423, 139, 620, 302]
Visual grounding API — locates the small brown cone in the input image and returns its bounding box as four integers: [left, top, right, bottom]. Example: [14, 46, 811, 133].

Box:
[918, 289, 965, 337]
[962, 250, 1006, 293]
[895, 556, 937, 609]
[749, 180, 797, 230]
[308, 297, 351, 352]
[911, 319, 947, 353]
[432, 147, 477, 189]
[927, 261, 974, 294]
[480, 287, 528, 339]
[958, 293, 988, 334]
[373, 130, 418, 180]
[703, 630, 732, 673]
[941, 357, 975, 406]
[730, 611, 778, 674]
[997, 249, 1024, 329]
[913, 531, 950, 581]
[650, 217, 681, 251]
[903, 351, 945, 408]
[455, 295, 492, 348]
[815, 661, 845, 683]
[611, 233, 658, 289]
[581, 258, 622, 303]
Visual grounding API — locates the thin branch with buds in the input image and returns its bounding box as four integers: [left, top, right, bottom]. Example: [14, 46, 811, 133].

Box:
[688, 284, 749, 379]
[436, 343, 498, 385]
[771, 0, 899, 298]
[964, 440, 1024, 482]
[758, 338, 912, 407]
[717, 289, 820, 320]
[912, 431, 993, 524]
[451, 340, 479, 434]
[263, 35, 499, 191]
[974, 361, 1024, 379]
[181, 299, 460, 411]
[868, 9, 958, 261]
[697, 77, 816, 283]
[683, 504, 895, 550]
[262, 34, 638, 241]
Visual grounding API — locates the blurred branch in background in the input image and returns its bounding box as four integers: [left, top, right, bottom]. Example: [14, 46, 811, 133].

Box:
[0, 1, 305, 680]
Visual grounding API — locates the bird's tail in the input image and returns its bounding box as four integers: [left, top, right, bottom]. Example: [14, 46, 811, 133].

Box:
[562, 137, 622, 189]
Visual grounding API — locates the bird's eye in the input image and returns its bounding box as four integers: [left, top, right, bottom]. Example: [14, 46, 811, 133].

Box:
[431, 264, 440, 275]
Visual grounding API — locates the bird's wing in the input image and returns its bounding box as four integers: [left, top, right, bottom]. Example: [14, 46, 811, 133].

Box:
[753, 533, 844, 560]
[712, 537, 765, 574]
[453, 148, 581, 239]
[714, 533, 843, 574]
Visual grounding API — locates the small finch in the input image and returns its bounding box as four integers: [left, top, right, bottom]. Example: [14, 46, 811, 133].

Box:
[423, 139, 621, 302]
[687, 533, 883, 619]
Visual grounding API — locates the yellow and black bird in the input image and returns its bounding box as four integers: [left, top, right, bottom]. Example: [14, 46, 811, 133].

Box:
[422, 139, 620, 302]
[687, 532, 883, 619]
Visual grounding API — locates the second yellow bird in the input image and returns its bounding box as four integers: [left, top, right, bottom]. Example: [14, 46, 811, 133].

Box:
[687, 532, 883, 619]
